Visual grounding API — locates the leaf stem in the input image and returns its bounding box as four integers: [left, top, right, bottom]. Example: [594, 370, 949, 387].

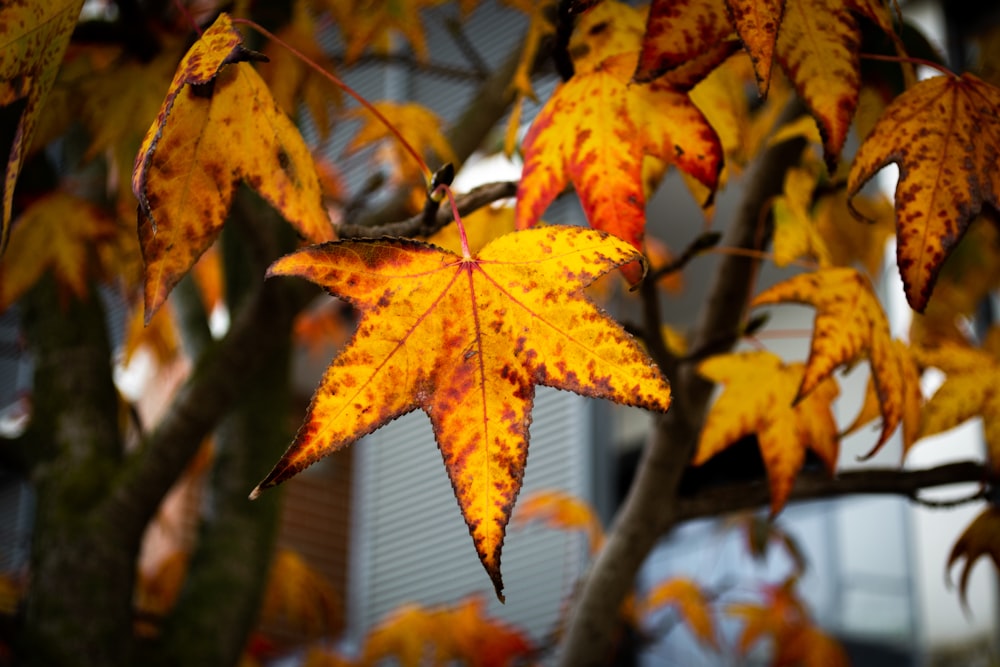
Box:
[860, 52, 954, 78]
[706, 245, 818, 270]
[232, 18, 433, 181]
[436, 184, 472, 258]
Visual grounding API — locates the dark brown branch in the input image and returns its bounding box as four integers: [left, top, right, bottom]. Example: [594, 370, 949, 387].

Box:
[675, 461, 990, 523]
[337, 180, 517, 239]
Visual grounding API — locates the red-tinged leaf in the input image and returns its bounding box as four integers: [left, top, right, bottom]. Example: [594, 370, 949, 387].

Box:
[727, 579, 807, 656]
[634, 0, 733, 83]
[257, 549, 342, 640]
[252, 226, 671, 599]
[0, 191, 116, 311]
[847, 73, 1000, 312]
[726, 0, 784, 94]
[948, 507, 1000, 609]
[774, 0, 861, 171]
[132, 13, 334, 323]
[695, 351, 839, 515]
[639, 578, 718, 649]
[517, 489, 605, 554]
[0, 0, 85, 253]
[516, 1, 723, 284]
[444, 596, 535, 667]
[752, 268, 905, 455]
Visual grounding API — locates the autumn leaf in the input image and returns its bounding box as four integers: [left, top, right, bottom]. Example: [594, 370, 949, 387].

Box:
[325, 0, 445, 64]
[132, 13, 334, 323]
[814, 188, 895, 277]
[770, 164, 833, 268]
[123, 304, 180, 367]
[694, 351, 839, 515]
[848, 73, 1000, 312]
[733, 514, 807, 576]
[500, 0, 556, 156]
[516, 489, 604, 554]
[725, 0, 782, 94]
[729, 577, 848, 666]
[251, 226, 671, 599]
[842, 339, 922, 458]
[0, 191, 116, 311]
[359, 597, 533, 667]
[752, 268, 906, 455]
[634, 0, 734, 84]
[344, 101, 457, 186]
[947, 507, 1000, 609]
[774, 0, 861, 170]
[516, 0, 724, 284]
[639, 577, 718, 649]
[260, 0, 342, 139]
[0, 0, 84, 253]
[257, 549, 342, 640]
[913, 328, 1000, 470]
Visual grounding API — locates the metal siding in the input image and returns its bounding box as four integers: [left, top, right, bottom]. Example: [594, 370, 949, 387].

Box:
[351, 386, 593, 645]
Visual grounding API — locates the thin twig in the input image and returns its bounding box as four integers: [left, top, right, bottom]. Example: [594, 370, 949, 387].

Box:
[337, 180, 516, 239]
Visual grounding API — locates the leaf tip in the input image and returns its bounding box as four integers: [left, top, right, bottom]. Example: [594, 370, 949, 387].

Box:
[248, 485, 263, 501]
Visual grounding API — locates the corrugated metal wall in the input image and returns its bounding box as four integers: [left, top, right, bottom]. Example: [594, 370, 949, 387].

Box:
[349, 386, 596, 646]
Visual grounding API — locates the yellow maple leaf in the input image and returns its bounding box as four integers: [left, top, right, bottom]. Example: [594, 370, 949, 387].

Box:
[752, 267, 907, 454]
[814, 188, 895, 277]
[771, 164, 833, 268]
[516, 1, 724, 284]
[848, 73, 1000, 313]
[516, 489, 605, 554]
[0, 191, 116, 311]
[0, 0, 84, 253]
[694, 351, 839, 515]
[344, 101, 457, 186]
[842, 339, 922, 458]
[500, 0, 556, 156]
[132, 13, 335, 323]
[251, 226, 672, 599]
[947, 507, 1000, 609]
[324, 0, 447, 64]
[257, 549, 342, 640]
[913, 327, 1000, 470]
[639, 577, 718, 649]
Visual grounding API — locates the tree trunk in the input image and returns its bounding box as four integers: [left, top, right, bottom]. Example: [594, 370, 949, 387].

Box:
[20, 277, 137, 667]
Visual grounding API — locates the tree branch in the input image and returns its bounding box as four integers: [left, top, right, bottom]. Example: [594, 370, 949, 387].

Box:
[337, 180, 516, 238]
[675, 461, 990, 523]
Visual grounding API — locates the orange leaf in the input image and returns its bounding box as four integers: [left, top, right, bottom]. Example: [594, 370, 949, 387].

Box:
[947, 507, 1000, 609]
[516, 1, 724, 284]
[0, 0, 84, 253]
[727, 577, 848, 666]
[695, 351, 839, 515]
[848, 73, 1000, 312]
[0, 191, 116, 311]
[442, 596, 534, 667]
[639, 577, 718, 649]
[914, 328, 1000, 471]
[132, 13, 334, 323]
[358, 603, 448, 667]
[634, 0, 733, 83]
[752, 267, 905, 455]
[516, 489, 605, 554]
[252, 226, 671, 599]
[123, 303, 180, 367]
[257, 549, 342, 640]
[774, 0, 861, 170]
[726, 0, 783, 94]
